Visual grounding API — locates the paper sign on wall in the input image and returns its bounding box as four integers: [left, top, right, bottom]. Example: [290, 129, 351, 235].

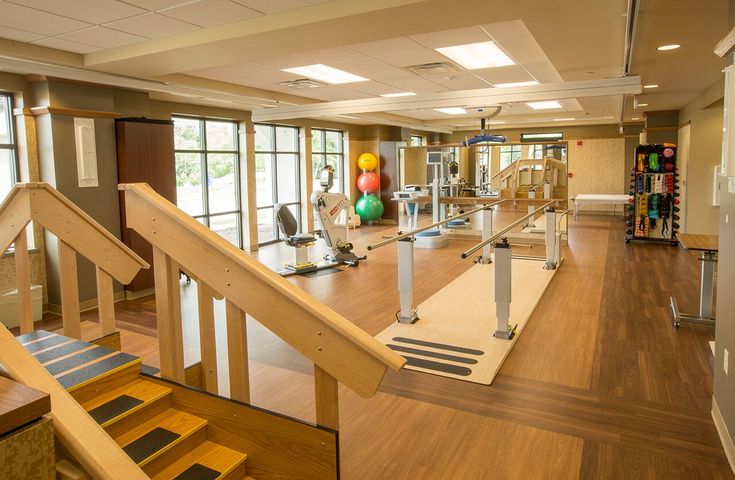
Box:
[74, 117, 98, 188]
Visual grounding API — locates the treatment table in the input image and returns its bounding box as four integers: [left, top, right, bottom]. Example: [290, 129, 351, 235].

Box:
[572, 194, 630, 220]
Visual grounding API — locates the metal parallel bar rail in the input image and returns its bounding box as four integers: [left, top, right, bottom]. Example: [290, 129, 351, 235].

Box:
[367, 200, 506, 251]
[461, 201, 555, 259]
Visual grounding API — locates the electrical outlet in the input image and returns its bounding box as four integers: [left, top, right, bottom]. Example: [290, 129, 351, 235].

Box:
[725, 348, 730, 376]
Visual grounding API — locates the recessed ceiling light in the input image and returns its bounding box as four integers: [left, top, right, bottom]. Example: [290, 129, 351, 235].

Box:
[380, 92, 416, 98]
[632, 117, 640, 120]
[637, 103, 649, 107]
[487, 120, 507, 124]
[281, 64, 368, 84]
[494, 81, 539, 88]
[657, 44, 681, 51]
[435, 41, 515, 70]
[553, 117, 575, 121]
[527, 100, 562, 110]
[643, 84, 659, 89]
[434, 107, 467, 115]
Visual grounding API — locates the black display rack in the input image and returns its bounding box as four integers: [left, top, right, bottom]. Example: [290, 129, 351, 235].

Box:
[625, 144, 680, 245]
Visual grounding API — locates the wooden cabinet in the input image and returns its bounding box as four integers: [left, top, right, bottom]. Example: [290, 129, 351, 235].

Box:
[116, 118, 176, 293]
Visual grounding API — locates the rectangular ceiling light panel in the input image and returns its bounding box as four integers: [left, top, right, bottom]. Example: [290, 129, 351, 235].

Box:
[281, 64, 368, 84]
[435, 41, 515, 70]
[434, 107, 467, 115]
[495, 80, 539, 88]
[527, 100, 562, 110]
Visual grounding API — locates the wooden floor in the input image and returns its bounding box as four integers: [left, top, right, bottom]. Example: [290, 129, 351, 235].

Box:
[33, 209, 732, 479]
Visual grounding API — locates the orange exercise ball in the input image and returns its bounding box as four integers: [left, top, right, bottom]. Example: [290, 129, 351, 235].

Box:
[357, 171, 380, 193]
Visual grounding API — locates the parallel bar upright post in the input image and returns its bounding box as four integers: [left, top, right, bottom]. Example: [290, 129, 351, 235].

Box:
[544, 207, 557, 270]
[397, 237, 418, 323]
[493, 240, 512, 339]
[480, 207, 494, 263]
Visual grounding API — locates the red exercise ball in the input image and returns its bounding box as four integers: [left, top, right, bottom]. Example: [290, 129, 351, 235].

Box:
[357, 171, 380, 193]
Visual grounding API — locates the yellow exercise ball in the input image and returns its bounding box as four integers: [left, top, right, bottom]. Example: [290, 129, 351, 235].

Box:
[357, 152, 378, 171]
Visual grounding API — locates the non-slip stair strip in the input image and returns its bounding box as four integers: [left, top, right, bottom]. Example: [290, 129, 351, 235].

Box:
[403, 356, 473, 376]
[44, 347, 111, 375]
[123, 427, 181, 464]
[387, 344, 478, 364]
[23, 334, 69, 353]
[88, 395, 145, 425]
[16, 330, 54, 345]
[57, 352, 139, 389]
[33, 340, 89, 364]
[173, 464, 222, 480]
[392, 336, 484, 356]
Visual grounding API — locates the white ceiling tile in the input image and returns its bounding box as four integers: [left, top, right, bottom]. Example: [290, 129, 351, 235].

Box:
[294, 86, 371, 102]
[7, 0, 146, 24]
[381, 76, 448, 94]
[105, 13, 198, 38]
[117, 0, 197, 10]
[232, 0, 329, 14]
[474, 66, 533, 85]
[0, 25, 45, 42]
[375, 50, 447, 68]
[0, 2, 92, 36]
[410, 26, 490, 50]
[231, 69, 303, 84]
[250, 54, 312, 69]
[160, 0, 261, 27]
[187, 62, 273, 82]
[296, 47, 372, 65]
[58, 26, 147, 48]
[419, 71, 490, 90]
[350, 37, 427, 57]
[31, 37, 101, 53]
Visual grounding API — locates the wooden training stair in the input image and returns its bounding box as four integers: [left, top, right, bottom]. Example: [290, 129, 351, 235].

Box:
[17, 330, 251, 480]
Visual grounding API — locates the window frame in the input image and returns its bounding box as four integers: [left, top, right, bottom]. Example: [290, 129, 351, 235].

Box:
[254, 123, 301, 246]
[173, 115, 243, 248]
[311, 127, 345, 194]
[0, 92, 19, 189]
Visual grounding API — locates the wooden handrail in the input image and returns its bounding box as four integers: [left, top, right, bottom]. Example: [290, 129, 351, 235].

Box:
[120, 183, 405, 399]
[0, 324, 147, 479]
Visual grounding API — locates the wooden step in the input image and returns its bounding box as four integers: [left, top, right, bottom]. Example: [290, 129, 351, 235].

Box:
[80, 378, 172, 428]
[113, 408, 208, 467]
[148, 440, 248, 480]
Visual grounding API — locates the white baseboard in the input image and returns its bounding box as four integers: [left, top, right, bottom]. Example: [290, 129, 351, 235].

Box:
[44, 290, 126, 315]
[124, 287, 155, 300]
[712, 396, 735, 474]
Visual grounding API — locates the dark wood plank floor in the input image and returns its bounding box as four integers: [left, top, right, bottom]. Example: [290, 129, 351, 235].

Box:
[31, 209, 732, 479]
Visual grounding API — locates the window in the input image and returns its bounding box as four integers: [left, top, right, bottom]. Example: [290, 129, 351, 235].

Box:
[312, 128, 344, 193]
[499, 145, 521, 170]
[255, 124, 301, 245]
[173, 116, 242, 248]
[0, 93, 18, 204]
[410, 135, 424, 146]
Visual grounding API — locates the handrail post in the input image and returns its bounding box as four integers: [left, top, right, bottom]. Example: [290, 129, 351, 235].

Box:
[226, 300, 250, 403]
[527, 189, 536, 228]
[397, 237, 418, 324]
[314, 365, 339, 430]
[152, 246, 185, 383]
[59, 240, 81, 339]
[95, 266, 116, 337]
[544, 207, 558, 270]
[493, 239, 513, 340]
[197, 283, 219, 394]
[479, 206, 494, 263]
[13, 229, 33, 334]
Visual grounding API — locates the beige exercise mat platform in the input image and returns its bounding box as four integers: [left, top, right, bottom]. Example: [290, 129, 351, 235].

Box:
[376, 258, 560, 385]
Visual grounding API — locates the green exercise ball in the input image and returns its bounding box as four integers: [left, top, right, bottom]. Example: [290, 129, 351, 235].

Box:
[355, 195, 384, 221]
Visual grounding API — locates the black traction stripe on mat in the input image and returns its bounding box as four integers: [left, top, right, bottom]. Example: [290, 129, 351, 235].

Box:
[16, 330, 54, 345]
[174, 463, 221, 480]
[392, 337, 484, 356]
[88, 395, 144, 425]
[123, 427, 180, 464]
[403, 355, 472, 376]
[141, 364, 160, 376]
[24, 334, 69, 353]
[34, 340, 90, 364]
[57, 352, 138, 389]
[45, 347, 111, 375]
[387, 344, 478, 364]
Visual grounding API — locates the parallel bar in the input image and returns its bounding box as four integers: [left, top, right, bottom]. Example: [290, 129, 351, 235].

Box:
[226, 300, 250, 403]
[59, 240, 81, 339]
[197, 283, 219, 394]
[152, 246, 185, 383]
[368, 201, 504, 251]
[13, 229, 33, 334]
[314, 365, 339, 430]
[96, 266, 116, 337]
[461, 201, 554, 259]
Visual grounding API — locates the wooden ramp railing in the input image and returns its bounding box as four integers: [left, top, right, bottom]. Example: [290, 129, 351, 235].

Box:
[0, 323, 147, 479]
[0, 182, 149, 339]
[120, 183, 405, 429]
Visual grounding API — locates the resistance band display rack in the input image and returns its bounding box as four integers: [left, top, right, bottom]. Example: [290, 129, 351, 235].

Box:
[625, 143, 680, 245]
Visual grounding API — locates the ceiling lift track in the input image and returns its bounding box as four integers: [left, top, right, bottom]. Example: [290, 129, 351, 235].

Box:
[620, 0, 640, 133]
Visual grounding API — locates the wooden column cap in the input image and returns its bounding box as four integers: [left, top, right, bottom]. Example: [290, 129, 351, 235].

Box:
[0, 376, 50, 436]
